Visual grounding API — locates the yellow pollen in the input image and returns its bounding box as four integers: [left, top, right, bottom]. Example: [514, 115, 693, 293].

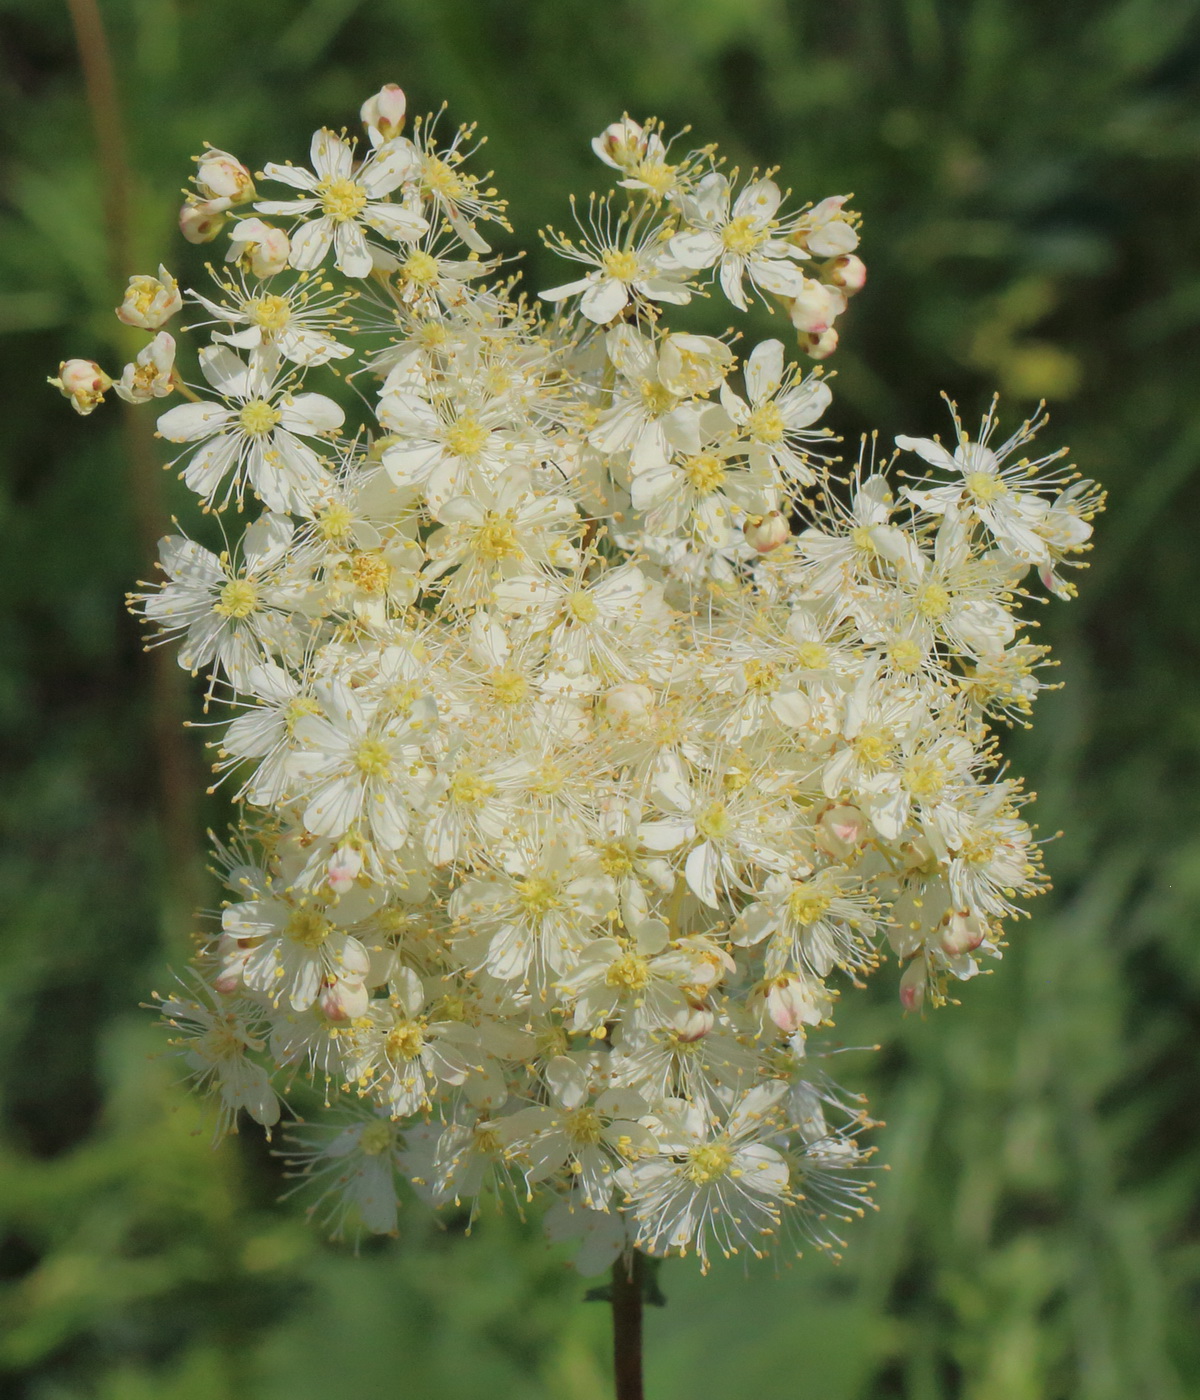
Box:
[359, 1121, 394, 1156]
[854, 728, 894, 767]
[601, 248, 640, 281]
[285, 910, 331, 948]
[566, 1108, 604, 1146]
[851, 525, 877, 553]
[423, 156, 468, 201]
[722, 758, 752, 792]
[683, 452, 726, 494]
[247, 294, 291, 331]
[639, 379, 675, 416]
[450, 769, 493, 806]
[489, 668, 529, 705]
[788, 884, 832, 924]
[239, 399, 282, 436]
[746, 402, 786, 444]
[475, 513, 520, 561]
[515, 875, 560, 918]
[918, 583, 952, 619]
[354, 737, 392, 779]
[795, 641, 830, 670]
[319, 502, 355, 541]
[743, 658, 779, 692]
[532, 761, 565, 795]
[400, 250, 439, 285]
[213, 579, 259, 619]
[966, 471, 1006, 504]
[631, 159, 676, 194]
[606, 953, 651, 991]
[284, 696, 322, 734]
[350, 551, 392, 595]
[568, 591, 599, 623]
[890, 638, 923, 672]
[598, 842, 634, 878]
[903, 757, 947, 799]
[386, 1021, 425, 1060]
[695, 801, 731, 841]
[317, 176, 367, 222]
[473, 1124, 502, 1155]
[720, 215, 766, 256]
[686, 1141, 733, 1183]
[444, 415, 489, 457]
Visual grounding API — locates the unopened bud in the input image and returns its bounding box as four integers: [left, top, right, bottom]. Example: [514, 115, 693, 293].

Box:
[766, 975, 824, 1033]
[805, 219, 859, 258]
[672, 1003, 714, 1042]
[226, 218, 290, 278]
[815, 803, 867, 859]
[196, 148, 255, 203]
[824, 253, 867, 294]
[116, 264, 182, 329]
[603, 682, 655, 731]
[801, 327, 840, 361]
[940, 911, 986, 957]
[361, 84, 408, 142]
[899, 958, 926, 1011]
[743, 510, 791, 553]
[592, 116, 646, 170]
[327, 843, 364, 894]
[49, 358, 111, 415]
[788, 278, 846, 336]
[179, 197, 230, 244]
[319, 976, 370, 1023]
[114, 331, 176, 404]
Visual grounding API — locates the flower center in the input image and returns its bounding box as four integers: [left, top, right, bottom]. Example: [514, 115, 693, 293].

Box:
[918, 583, 952, 619]
[319, 502, 355, 540]
[354, 737, 393, 779]
[350, 551, 392, 594]
[695, 800, 731, 841]
[239, 399, 282, 436]
[284, 696, 322, 734]
[606, 953, 651, 991]
[450, 769, 493, 807]
[601, 248, 640, 281]
[475, 513, 520, 561]
[854, 727, 894, 768]
[683, 452, 726, 494]
[386, 1020, 425, 1059]
[788, 883, 832, 924]
[889, 638, 923, 672]
[966, 471, 1006, 504]
[631, 159, 676, 195]
[213, 578, 259, 619]
[285, 910, 331, 948]
[568, 590, 599, 623]
[598, 842, 634, 878]
[400, 250, 440, 285]
[444, 415, 489, 457]
[639, 379, 675, 417]
[795, 641, 829, 670]
[566, 1108, 605, 1146]
[247, 294, 291, 331]
[515, 875, 561, 918]
[743, 658, 779, 692]
[746, 402, 787, 444]
[318, 176, 368, 222]
[850, 525, 877, 554]
[903, 757, 947, 799]
[686, 1141, 733, 1183]
[359, 1121, 394, 1156]
[721, 216, 765, 256]
[423, 156, 468, 201]
[489, 667, 529, 705]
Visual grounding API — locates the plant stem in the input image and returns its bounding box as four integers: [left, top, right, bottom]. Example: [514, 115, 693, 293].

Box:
[611, 1249, 645, 1400]
[66, 0, 202, 921]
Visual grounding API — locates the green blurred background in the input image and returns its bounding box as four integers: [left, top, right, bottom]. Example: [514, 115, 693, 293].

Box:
[2, 0, 1199, 1395]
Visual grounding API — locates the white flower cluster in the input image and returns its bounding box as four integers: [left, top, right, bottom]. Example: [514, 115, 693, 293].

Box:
[55, 86, 1103, 1273]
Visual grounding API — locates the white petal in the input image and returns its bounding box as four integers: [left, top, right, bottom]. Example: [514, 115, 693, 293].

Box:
[157, 400, 231, 443]
[579, 278, 629, 324]
[746, 340, 785, 403]
[334, 220, 373, 278]
[288, 217, 335, 271]
[310, 128, 352, 181]
[279, 392, 344, 436]
[261, 162, 319, 191]
[198, 344, 251, 398]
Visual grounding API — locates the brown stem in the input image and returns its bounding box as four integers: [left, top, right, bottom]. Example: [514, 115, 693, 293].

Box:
[66, 0, 202, 920]
[612, 1249, 645, 1400]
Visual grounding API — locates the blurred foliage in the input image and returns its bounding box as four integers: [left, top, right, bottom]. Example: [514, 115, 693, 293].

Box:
[1, 0, 1199, 1395]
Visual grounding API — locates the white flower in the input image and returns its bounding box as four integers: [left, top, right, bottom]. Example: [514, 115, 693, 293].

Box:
[156, 345, 343, 514]
[720, 338, 832, 486]
[116, 264, 182, 328]
[114, 331, 176, 404]
[670, 174, 808, 310]
[256, 128, 428, 277]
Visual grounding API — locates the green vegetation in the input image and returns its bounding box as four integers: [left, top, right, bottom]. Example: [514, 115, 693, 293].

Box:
[1, 0, 1198, 1394]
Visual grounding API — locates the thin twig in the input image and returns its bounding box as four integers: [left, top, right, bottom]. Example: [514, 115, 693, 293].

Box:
[612, 1249, 645, 1400]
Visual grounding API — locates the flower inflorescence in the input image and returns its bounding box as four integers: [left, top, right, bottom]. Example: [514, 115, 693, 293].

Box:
[56, 85, 1103, 1273]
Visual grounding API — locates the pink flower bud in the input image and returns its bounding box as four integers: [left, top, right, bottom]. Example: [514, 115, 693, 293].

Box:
[806, 219, 859, 258]
[671, 1003, 714, 1042]
[115, 264, 182, 329]
[592, 117, 647, 170]
[48, 358, 111, 415]
[788, 278, 846, 336]
[196, 148, 255, 203]
[226, 218, 290, 278]
[319, 976, 369, 1023]
[179, 197, 230, 244]
[824, 254, 867, 294]
[361, 84, 408, 142]
[743, 510, 791, 553]
[801, 327, 840, 361]
[766, 975, 823, 1033]
[814, 803, 867, 859]
[940, 911, 986, 957]
[327, 844, 363, 895]
[899, 958, 926, 1012]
